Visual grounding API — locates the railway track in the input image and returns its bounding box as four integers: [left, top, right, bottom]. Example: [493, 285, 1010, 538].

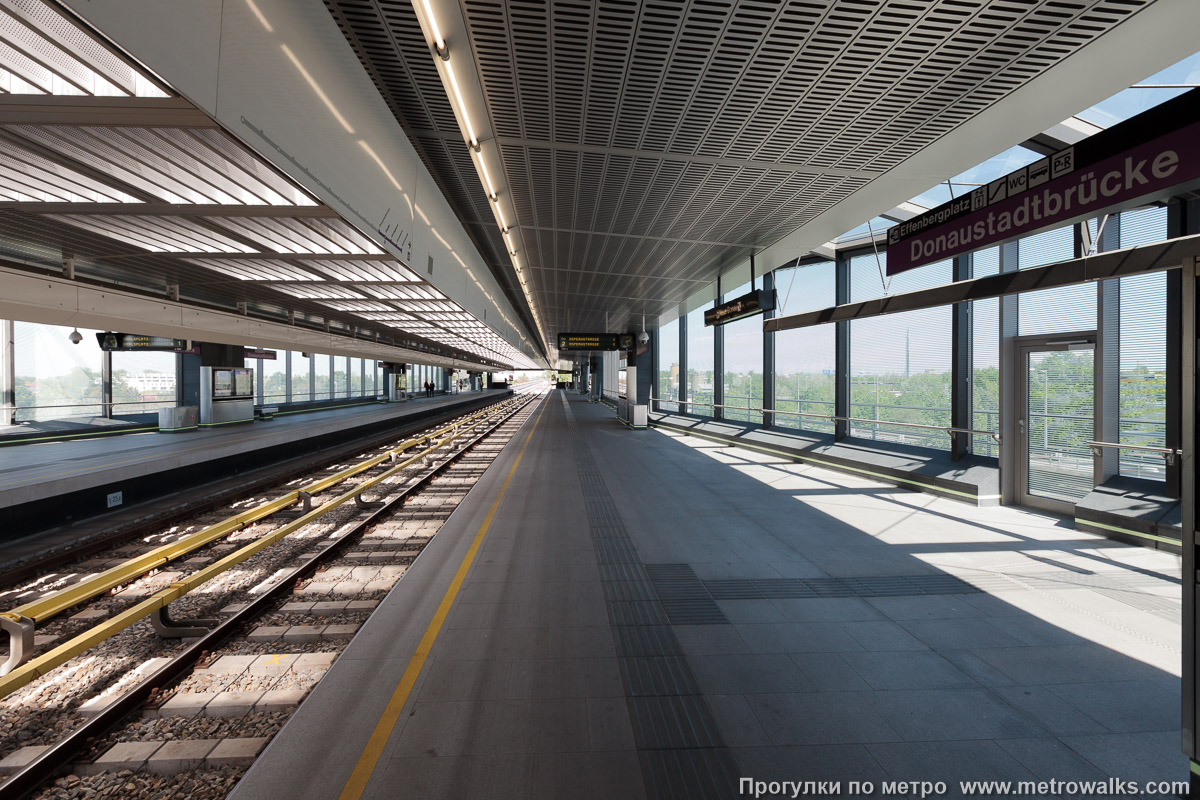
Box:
[0, 387, 546, 799]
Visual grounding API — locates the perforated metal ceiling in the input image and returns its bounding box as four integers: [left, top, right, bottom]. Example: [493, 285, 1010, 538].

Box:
[326, 0, 1154, 340]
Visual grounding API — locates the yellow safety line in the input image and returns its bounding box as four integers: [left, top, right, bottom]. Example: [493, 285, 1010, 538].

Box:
[337, 396, 549, 800]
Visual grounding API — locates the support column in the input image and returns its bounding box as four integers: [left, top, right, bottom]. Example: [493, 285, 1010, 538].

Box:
[713, 279, 724, 421]
[1095, 218, 1122, 483]
[101, 351, 112, 419]
[998, 240, 1021, 504]
[1180, 253, 1197, 788]
[1166, 197, 1199, 497]
[834, 251, 850, 441]
[1, 319, 13, 425]
[951, 255, 971, 461]
[678, 305, 688, 412]
[763, 271, 776, 429]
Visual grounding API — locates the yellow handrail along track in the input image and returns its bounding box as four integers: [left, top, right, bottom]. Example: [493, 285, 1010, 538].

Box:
[0, 399, 515, 677]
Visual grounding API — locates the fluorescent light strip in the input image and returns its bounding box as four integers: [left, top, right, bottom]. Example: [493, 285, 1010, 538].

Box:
[444, 60, 477, 147]
[476, 149, 497, 199]
[495, 203, 507, 231]
[420, 0, 446, 51]
[504, 232, 515, 255]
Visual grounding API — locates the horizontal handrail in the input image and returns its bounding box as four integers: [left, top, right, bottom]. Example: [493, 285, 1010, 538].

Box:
[0, 399, 513, 659]
[1086, 440, 1182, 465]
[650, 396, 1000, 442]
[0, 397, 530, 697]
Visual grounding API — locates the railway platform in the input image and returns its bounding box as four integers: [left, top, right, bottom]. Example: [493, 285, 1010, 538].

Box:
[230, 391, 1183, 799]
[0, 390, 512, 543]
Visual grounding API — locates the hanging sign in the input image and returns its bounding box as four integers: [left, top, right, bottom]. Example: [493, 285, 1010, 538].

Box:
[97, 333, 189, 351]
[886, 87, 1200, 276]
[704, 289, 775, 326]
[557, 332, 634, 351]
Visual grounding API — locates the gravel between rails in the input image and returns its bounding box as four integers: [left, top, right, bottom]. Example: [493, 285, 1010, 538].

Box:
[0, 392, 544, 799]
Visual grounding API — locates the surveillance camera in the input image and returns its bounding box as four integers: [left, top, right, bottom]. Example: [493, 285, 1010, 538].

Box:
[638, 331, 650, 345]
[68, 328, 82, 345]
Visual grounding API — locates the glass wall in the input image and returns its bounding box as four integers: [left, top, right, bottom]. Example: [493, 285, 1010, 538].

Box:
[971, 248, 1001, 457]
[290, 351, 311, 403]
[849, 253, 953, 449]
[333, 356, 349, 398]
[775, 260, 836, 434]
[260, 352, 287, 405]
[349, 358, 363, 396]
[657, 318, 680, 412]
[722, 281, 763, 423]
[313, 355, 331, 401]
[111, 350, 176, 417]
[1116, 206, 1169, 480]
[14, 322, 104, 421]
[685, 305, 714, 415]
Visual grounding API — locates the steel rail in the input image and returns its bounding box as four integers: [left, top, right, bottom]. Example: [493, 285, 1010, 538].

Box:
[0, 395, 527, 696]
[0, 391, 542, 800]
[0, 398, 511, 675]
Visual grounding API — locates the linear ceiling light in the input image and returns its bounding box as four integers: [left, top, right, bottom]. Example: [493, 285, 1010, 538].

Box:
[443, 60, 477, 147]
[419, 0, 446, 52]
[503, 232, 515, 255]
[475, 149, 497, 199]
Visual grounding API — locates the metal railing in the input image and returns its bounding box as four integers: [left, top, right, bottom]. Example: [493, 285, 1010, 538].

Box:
[2, 398, 178, 424]
[650, 395, 1000, 442]
[1086, 439, 1182, 466]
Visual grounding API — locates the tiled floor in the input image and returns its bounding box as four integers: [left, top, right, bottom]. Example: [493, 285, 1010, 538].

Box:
[233, 393, 1184, 799]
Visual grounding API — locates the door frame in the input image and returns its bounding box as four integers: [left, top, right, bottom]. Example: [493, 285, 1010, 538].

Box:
[1012, 330, 1098, 515]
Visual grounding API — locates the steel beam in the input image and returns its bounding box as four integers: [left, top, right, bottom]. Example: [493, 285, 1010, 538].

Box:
[0, 95, 217, 127]
[0, 203, 338, 218]
[767, 234, 1200, 333]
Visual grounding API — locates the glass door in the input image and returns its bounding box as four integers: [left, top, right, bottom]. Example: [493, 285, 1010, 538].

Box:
[1017, 338, 1096, 513]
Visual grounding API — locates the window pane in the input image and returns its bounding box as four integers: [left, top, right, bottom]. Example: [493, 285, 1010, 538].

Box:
[350, 358, 363, 396]
[685, 304, 714, 415]
[314, 354, 330, 401]
[334, 356, 348, 398]
[1118, 272, 1166, 480]
[971, 247, 1001, 457]
[1018, 224, 1094, 335]
[775, 260, 836, 434]
[112, 350, 176, 417]
[14, 322, 104, 421]
[657, 318, 680, 412]
[720, 281, 762, 424]
[290, 351, 310, 402]
[850, 307, 952, 450]
[262, 353, 286, 404]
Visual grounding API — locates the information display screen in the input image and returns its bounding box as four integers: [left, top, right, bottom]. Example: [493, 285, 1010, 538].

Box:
[213, 369, 234, 398]
[97, 333, 188, 351]
[557, 332, 634, 351]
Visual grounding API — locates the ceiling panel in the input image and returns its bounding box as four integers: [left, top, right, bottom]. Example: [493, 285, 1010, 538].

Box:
[325, 0, 1155, 343]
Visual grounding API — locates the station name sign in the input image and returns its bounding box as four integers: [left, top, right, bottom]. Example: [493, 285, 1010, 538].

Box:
[704, 289, 775, 327]
[97, 333, 188, 352]
[243, 348, 277, 360]
[886, 87, 1200, 276]
[557, 332, 634, 351]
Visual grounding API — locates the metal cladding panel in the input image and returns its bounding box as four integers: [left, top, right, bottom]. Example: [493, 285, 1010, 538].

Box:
[61, 0, 543, 366]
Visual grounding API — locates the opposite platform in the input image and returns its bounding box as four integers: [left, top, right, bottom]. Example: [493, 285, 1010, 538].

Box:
[0, 390, 509, 537]
[231, 391, 1184, 799]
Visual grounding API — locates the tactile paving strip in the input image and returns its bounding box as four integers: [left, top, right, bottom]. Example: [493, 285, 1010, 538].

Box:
[705, 574, 984, 600]
[562, 394, 739, 799]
